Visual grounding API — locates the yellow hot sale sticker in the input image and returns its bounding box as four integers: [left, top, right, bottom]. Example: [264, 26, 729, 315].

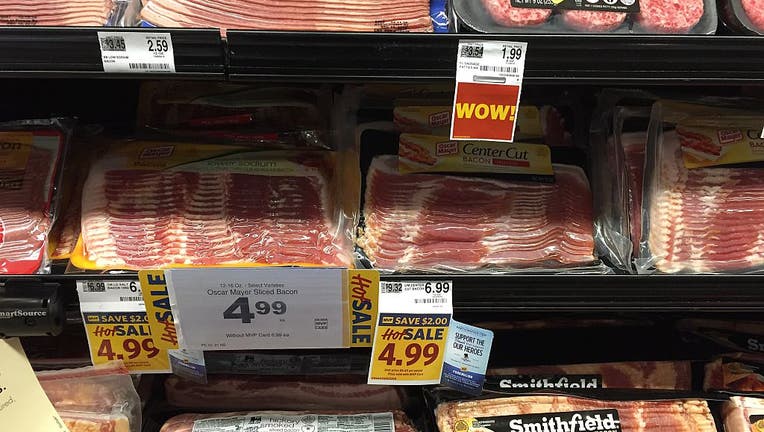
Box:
[369, 312, 450, 384]
[82, 311, 164, 371]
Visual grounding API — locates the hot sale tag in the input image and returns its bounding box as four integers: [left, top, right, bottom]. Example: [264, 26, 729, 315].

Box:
[368, 280, 453, 385]
[77, 279, 171, 373]
[451, 40, 527, 142]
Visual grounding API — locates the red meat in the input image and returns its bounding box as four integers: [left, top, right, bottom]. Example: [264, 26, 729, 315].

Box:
[637, 0, 704, 33]
[742, 0, 764, 31]
[359, 155, 595, 272]
[561, 10, 627, 31]
[481, 0, 552, 27]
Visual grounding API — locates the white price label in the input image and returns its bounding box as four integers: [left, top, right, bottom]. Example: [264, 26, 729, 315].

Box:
[378, 280, 452, 313]
[76, 279, 144, 312]
[97, 31, 175, 73]
[451, 40, 527, 143]
[166, 268, 346, 350]
[456, 40, 527, 85]
[192, 413, 395, 432]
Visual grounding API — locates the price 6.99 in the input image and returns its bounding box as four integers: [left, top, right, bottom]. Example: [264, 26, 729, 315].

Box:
[377, 342, 439, 367]
[223, 297, 287, 323]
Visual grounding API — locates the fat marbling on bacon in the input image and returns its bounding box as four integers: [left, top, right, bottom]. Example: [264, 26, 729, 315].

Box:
[646, 130, 764, 273]
[0, 0, 116, 26]
[139, 0, 433, 33]
[358, 155, 595, 272]
[436, 395, 717, 432]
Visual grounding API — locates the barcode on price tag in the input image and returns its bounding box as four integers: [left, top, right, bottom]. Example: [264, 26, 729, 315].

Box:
[97, 31, 175, 73]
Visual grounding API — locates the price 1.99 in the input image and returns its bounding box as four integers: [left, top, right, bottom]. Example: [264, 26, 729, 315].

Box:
[377, 342, 440, 367]
[223, 297, 287, 323]
[97, 338, 160, 360]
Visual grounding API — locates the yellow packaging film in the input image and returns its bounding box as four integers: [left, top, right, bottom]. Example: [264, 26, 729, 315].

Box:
[394, 106, 544, 138]
[398, 134, 553, 177]
[678, 117, 764, 169]
[0, 338, 70, 432]
[346, 269, 380, 347]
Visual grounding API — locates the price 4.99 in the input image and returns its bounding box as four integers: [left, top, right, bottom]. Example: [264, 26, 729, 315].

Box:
[376, 342, 439, 367]
[96, 338, 160, 361]
[223, 297, 287, 323]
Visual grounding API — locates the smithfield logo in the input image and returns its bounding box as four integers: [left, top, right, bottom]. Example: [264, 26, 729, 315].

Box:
[477, 410, 621, 432]
[497, 375, 602, 390]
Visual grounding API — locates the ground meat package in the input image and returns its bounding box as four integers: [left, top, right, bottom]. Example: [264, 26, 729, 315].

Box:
[454, 0, 717, 33]
[70, 139, 358, 271]
[36, 361, 141, 432]
[638, 101, 764, 274]
[0, 118, 71, 274]
[720, 0, 764, 34]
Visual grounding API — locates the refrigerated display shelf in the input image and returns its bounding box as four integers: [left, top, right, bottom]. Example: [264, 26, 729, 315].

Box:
[0, 27, 224, 78]
[2, 273, 763, 313]
[227, 32, 764, 83]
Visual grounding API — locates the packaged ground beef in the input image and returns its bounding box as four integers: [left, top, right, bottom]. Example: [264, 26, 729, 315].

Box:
[720, 0, 764, 34]
[454, 0, 717, 33]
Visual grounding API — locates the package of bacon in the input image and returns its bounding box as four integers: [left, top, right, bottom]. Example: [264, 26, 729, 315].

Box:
[705, 354, 764, 395]
[36, 361, 141, 432]
[0, 118, 72, 274]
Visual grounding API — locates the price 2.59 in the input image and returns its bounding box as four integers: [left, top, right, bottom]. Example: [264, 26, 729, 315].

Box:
[377, 342, 439, 367]
[223, 296, 287, 323]
[147, 39, 169, 53]
[96, 338, 160, 361]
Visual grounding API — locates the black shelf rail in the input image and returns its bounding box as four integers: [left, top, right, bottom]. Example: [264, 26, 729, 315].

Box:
[3, 273, 763, 313]
[0, 27, 225, 78]
[227, 32, 764, 84]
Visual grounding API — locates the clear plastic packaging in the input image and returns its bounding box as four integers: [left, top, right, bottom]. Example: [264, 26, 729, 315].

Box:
[71, 142, 357, 271]
[590, 90, 657, 273]
[138, 0, 433, 33]
[638, 101, 764, 274]
[720, 0, 764, 34]
[433, 394, 717, 432]
[704, 353, 764, 394]
[487, 360, 692, 391]
[136, 82, 333, 150]
[36, 361, 141, 432]
[160, 411, 418, 432]
[723, 396, 764, 432]
[357, 154, 600, 273]
[0, 118, 72, 274]
[164, 374, 407, 411]
[454, 0, 717, 34]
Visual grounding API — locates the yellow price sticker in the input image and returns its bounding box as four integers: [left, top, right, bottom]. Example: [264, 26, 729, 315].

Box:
[368, 312, 450, 385]
[82, 310, 167, 372]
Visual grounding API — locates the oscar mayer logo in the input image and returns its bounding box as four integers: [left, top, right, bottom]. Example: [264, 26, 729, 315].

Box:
[452, 82, 521, 141]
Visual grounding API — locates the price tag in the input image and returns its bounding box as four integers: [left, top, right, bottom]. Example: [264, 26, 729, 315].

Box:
[368, 280, 453, 385]
[451, 40, 527, 142]
[97, 31, 175, 73]
[165, 268, 346, 350]
[76, 279, 171, 373]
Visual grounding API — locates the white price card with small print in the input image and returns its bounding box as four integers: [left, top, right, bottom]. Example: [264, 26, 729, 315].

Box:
[97, 31, 175, 73]
[165, 268, 346, 351]
[451, 40, 528, 142]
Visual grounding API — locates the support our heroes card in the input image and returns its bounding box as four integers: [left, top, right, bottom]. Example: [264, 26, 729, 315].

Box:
[441, 320, 494, 395]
